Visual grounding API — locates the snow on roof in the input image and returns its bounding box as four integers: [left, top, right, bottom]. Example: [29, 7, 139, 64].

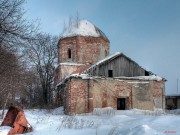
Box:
[59, 62, 85, 66]
[95, 52, 122, 66]
[56, 74, 163, 88]
[55, 62, 85, 70]
[56, 74, 91, 87]
[83, 52, 122, 73]
[128, 81, 149, 84]
[114, 75, 163, 81]
[61, 20, 108, 40]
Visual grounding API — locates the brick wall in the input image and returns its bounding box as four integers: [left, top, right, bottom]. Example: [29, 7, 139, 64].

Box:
[76, 36, 109, 65]
[58, 37, 77, 63]
[93, 79, 132, 109]
[131, 82, 154, 110]
[59, 64, 85, 82]
[152, 81, 165, 109]
[67, 78, 89, 114]
[58, 36, 109, 66]
[60, 77, 165, 114]
[56, 36, 109, 86]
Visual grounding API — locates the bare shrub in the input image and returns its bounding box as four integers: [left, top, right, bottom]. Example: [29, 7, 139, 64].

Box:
[57, 116, 94, 131]
[108, 126, 118, 135]
[137, 109, 165, 116]
[93, 107, 115, 116]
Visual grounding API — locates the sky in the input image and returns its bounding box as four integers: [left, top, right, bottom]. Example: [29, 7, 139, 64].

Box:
[24, 0, 180, 95]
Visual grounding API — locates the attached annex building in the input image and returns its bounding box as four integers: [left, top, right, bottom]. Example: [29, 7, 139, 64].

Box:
[54, 20, 166, 114]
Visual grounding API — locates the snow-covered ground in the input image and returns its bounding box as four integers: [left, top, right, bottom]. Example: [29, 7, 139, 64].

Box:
[0, 108, 180, 135]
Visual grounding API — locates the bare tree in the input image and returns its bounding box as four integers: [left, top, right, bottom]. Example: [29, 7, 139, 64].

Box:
[0, 0, 37, 49]
[0, 0, 41, 111]
[0, 47, 23, 118]
[0, 0, 58, 110]
[18, 67, 43, 108]
[75, 11, 80, 28]
[62, 14, 81, 35]
[24, 33, 58, 105]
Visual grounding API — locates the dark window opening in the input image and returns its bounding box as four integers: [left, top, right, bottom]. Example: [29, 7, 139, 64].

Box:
[117, 98, 126, 110]
[145, 70, 149, 76]
[68, 49, 71, 59]
[108, 70, 113, 77]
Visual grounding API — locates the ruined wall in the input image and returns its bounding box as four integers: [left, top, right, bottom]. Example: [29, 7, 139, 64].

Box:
[92, 79, 161, 110]
[124, 80, 165, 110]
[65, 78, 89, 114]
[131, 82, 154, 110]
[93, 79, 132, 109]
[61, 78, 94, 114]
[62, 77, 165, 114]
[152, 81, 165, 109]
[58, 64, 85, 82]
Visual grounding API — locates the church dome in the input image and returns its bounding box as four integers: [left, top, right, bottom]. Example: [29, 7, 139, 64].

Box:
[61, 20, 109, 41]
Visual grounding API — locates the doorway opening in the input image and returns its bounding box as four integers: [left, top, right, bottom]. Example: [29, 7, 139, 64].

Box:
[117, 98, 126, 110]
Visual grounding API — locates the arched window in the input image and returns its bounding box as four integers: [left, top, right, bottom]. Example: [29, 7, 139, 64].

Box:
[68, 48, 71, 59]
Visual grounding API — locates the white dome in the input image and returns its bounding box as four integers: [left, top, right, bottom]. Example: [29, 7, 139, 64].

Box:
[61, 20, 108, 40]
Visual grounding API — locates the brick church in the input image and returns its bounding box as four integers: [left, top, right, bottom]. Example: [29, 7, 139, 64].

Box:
[54, 20, 166, 115]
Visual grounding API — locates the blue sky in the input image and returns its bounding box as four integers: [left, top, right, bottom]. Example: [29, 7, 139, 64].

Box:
[24, 0, 180, 94]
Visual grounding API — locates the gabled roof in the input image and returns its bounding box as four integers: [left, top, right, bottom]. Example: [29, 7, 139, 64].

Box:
[82, 52, 166, 81]
[83, 52, 152, 74]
